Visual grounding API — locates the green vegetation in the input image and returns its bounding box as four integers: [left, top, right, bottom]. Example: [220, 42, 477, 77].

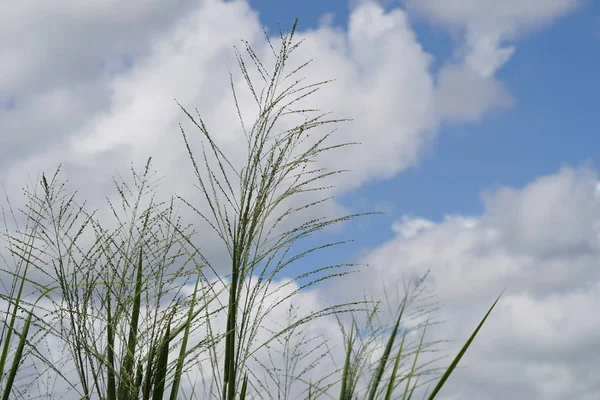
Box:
[0, 19, 503, 399]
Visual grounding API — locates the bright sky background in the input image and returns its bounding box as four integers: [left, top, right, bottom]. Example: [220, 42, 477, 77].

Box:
[2, 0, 600, 399]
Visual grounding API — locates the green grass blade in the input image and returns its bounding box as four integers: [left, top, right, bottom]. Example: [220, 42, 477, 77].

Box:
[425, 289, 505, 400]
[223, 255, 240, 400]
[1, 309, 32, 400]
[142, 343, 156, 400]
[118, 248, 144, 400]
[2, 286, 57, 400]
[367, 299, 407, 400]
[169, 274, 202, 400]
[401, 317, 430, 400]
[152, 322, 171, 400]
[135, 361, 143, 398]
[384, 329, 408, 400]
[0, 294, 20, 382]
[0, 244, 35, 381]
[239, 372, 248, 400]
[106, 290, 116, 400]
[338, 320, 355, 400]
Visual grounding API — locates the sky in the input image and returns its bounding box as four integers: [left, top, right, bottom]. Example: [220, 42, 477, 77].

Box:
[2, 0, 600, 399]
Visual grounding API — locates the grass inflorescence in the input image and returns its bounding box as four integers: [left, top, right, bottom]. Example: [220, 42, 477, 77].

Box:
[0, 18, 503, 400]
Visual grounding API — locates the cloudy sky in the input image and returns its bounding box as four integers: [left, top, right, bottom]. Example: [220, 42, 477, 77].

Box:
[2, 0, 600, 399]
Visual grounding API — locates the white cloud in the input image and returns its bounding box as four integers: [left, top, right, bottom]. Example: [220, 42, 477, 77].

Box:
[0, 0, 205, 169]
[482, 166, 600, 257]
[397, 0, 582, 125]
[330, 166, 600, 399]
[0, 0, 516, 214]
[0, 0, 591, 398]
[434, 63, 513, 122]
[391, 214, 435, 238]
[1, 0, 439, 281]
[402, 0, 582, 36]
[401, 0, 582, 77]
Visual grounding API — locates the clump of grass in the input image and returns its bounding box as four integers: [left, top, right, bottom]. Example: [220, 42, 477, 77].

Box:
[0, 18, 503, 400]
[0, 161, 229, 399]
[0, 186, 61, 399]
[335, 271, 504, 400]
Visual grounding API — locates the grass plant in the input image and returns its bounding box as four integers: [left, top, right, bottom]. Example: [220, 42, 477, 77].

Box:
[0, 19, 503, 400]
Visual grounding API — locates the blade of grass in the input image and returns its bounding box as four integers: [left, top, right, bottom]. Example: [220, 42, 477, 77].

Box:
[169, 273, 202, 400]
[2, 285, 58, 400]
[338, 320, 355, 400]
[239, 372, 248, 400]
[118, 247, 145, 400]
[367, 297, 407, 400]
[0, 232, 36, 382]
[425, 288, 505, 400]
[152, 317, 172, 400]
[106, 287, 116, 400]
[384, 327, 408, 400]
[401, 316, 430, 400]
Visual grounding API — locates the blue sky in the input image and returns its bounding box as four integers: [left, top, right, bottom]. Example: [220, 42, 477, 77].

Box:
[253, 0, 600, 223]
[2, 1, 600, 399]
[248, 0, 600, 277]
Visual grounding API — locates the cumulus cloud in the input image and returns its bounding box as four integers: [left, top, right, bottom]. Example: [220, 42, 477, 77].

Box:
[0, 0, 516, 218]
[0, 0, 203, 168]
[482, 166, 600, 257]
[0, 0, 590, 398]
[402, 0, 581, 36]
[0, 0, 443, 282]
[395, 0, 582, 125]
[433, 63, 513, 122]
[402, 0, 582, 75]
[330, 166, 600, 399]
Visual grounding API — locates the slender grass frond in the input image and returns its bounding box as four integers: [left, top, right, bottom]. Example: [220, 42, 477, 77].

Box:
[0, 17, 503, 400]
